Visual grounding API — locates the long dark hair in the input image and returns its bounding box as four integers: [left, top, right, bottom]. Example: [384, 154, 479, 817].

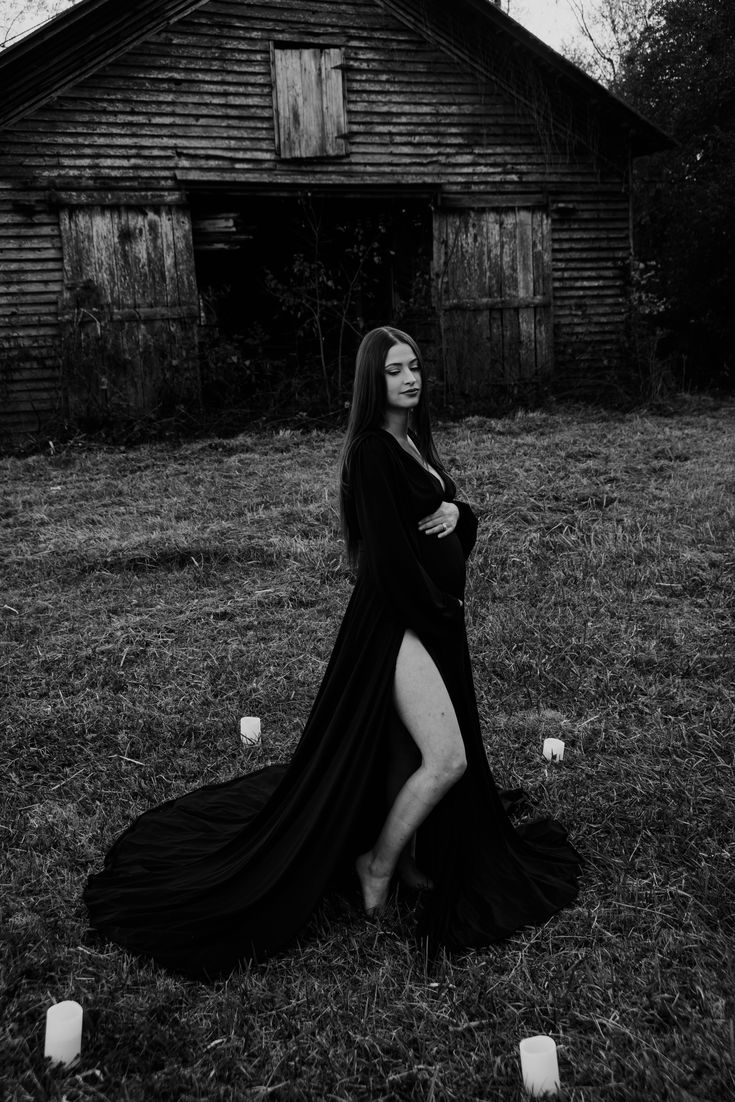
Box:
[339, 326, 445, 563]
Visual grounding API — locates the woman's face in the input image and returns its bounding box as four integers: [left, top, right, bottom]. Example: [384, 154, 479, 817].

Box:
[383, 342, 421, 413]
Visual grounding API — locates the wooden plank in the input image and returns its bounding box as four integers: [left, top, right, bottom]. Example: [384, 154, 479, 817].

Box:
[269, 41, 282, 157]
[126, 207, 153, 308]
[535, 301, 549, 377]
[535, 208, 552, 376]
[111, 206, 135, 309]
[51, 190, 188, 206]
[85, 209, 107, 306]
[290, 48, 314, 157]
[58, 207, 80, 293]
[273, 47, 303, 158]
[163, 205, 200, 403]
[171, 205, 199, 306]
[443, 212, 466, 300]
[0, 290, 62, 305]
[486, 209, 501, 301]
[59, 209, 106, 392]
[449, 308, 490, 396]
[486, 210, 503, 386]
[443, 295, 551, 310]
[0, 257, 64, 273]
[93, 207, 121, 311]
[301, 47, 326, 157]
[159, 205, 179, 308]
[489, 306, 504, 386]
[516, 209, 534, 298]
[433, 212, 450, 396]
[154, 207, 178, 385]
[440, 194, 548, 209]
[473, 208, 492, 302]
[499, 209, 520, 384]
[277, 48, 301, 157]
[144, 208, 168, 307]
[516, 209, 536, 380]
[518, 306, 536, 378]
[59, 306, 199, 322]
[322, 47, 348, 155]
[136, 207, 171, 408]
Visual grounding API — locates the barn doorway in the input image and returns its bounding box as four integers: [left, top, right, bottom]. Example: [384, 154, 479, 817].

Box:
[190, 191, 434, 417]
[434, 205, 553, 400]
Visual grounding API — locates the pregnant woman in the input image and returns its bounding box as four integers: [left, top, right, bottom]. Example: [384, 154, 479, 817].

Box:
[84, 326, 581, 978]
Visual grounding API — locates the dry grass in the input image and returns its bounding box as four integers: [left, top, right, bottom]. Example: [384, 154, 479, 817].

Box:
[1, 399, 734, 1100]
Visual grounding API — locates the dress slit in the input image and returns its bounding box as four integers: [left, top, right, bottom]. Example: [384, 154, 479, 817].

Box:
[393, 628, 463, 756]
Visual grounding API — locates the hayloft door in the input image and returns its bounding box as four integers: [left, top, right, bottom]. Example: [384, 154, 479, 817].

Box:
[59, 204, 200, 421]
[434, 206, 552, 397]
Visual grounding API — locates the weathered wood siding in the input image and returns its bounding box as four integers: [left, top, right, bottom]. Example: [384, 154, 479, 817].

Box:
[0, 0, 633, 435]
[0, 183, 66, 434]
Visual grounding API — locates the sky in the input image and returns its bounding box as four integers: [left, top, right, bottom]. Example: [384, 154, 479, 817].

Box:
[510, 0, 584, 54]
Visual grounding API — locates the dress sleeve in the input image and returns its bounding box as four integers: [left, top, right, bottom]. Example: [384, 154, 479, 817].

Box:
[351, 436, 464, 640]
[454, 500, 479, 560]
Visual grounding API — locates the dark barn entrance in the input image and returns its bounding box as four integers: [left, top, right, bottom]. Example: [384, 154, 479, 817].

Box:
[190, 191, 434, 419]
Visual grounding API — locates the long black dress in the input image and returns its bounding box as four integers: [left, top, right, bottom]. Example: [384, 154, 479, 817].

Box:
[84, 429, 581, 978]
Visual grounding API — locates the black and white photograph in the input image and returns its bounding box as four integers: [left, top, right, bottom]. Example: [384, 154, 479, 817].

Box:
[1, 1, 733, 1099]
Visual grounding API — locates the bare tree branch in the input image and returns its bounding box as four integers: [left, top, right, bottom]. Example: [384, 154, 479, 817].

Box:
[566, 0, 618, 81]
[562, 0, 661, 89]
[0, 0, 79, 49]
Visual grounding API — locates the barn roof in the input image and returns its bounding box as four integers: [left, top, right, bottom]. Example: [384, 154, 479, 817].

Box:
[0, 0, 671, 153]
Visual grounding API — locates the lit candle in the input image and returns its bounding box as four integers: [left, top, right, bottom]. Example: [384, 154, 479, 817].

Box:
[44, 1000, 83, 1066]
[519, 1034, 560, 1097]
[240, 716, 261, 746]
[542, 737, 565, 762]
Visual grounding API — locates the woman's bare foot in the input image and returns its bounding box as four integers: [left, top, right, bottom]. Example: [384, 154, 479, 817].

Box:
[397, 855, 434, 891]
[355, 852, 391, 916]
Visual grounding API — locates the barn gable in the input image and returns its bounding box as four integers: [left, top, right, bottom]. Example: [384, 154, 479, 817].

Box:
[0, 0, 209, 132]
[0, 0, 666, 155]
[0, 0, 671, 439]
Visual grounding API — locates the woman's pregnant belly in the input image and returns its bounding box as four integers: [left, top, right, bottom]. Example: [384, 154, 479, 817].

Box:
[418, 531, 466, 599]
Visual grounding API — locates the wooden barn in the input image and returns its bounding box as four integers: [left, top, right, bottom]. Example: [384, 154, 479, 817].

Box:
[0, 0, 670, 439]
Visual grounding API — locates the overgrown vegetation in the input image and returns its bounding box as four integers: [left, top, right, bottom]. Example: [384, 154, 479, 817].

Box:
[2, 403, 734, 1100]
[566, 0, 735, 392]
[195, 195, 432, 423]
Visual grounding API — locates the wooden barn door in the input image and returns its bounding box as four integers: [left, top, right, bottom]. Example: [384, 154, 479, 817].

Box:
[59, 204, 200, 421]
[434, 206, 552, 397]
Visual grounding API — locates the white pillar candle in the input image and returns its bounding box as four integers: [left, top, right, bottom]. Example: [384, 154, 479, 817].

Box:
[44, 1000, 83, 1066]
[520, 1035, 559, 1097]
[519, 1035, 560, 1097]
[542, 737, 565, 762]
[240, 716, 261, 746]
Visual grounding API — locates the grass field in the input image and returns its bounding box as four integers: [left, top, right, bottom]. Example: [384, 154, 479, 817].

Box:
[1, 400, 734, 1101]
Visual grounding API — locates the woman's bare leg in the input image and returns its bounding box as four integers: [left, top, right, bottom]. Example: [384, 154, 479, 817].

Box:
[384, 719, 429, 890]
[356, 630, 466, 914]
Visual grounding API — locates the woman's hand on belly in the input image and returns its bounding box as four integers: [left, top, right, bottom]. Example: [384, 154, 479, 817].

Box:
[418, 502, 460, 539]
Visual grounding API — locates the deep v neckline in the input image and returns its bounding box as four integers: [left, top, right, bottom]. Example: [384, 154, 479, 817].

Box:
[380, 429, 445, 492]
